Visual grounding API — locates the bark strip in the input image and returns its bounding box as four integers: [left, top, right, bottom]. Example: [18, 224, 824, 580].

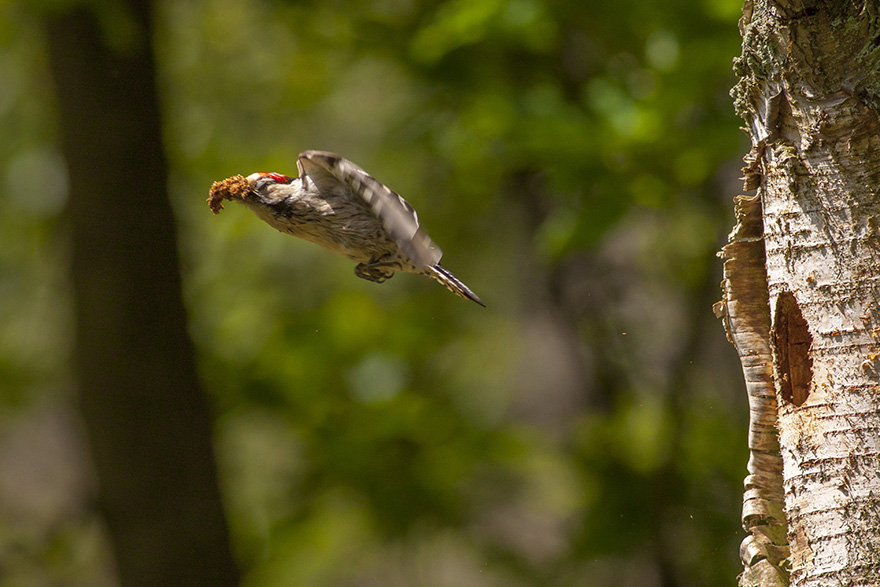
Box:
[716, 194, 789, 587]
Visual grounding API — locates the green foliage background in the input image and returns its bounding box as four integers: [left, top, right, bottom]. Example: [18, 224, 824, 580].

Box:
[0, 0, 749, 584]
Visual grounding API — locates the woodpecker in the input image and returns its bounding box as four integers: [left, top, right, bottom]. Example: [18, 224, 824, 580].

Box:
[208, 150, 485, 306]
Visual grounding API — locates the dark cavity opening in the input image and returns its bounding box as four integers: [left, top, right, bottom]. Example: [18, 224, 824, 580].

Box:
[772, 291, 813, 407]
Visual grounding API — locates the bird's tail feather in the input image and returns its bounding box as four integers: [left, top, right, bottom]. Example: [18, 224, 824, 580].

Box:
[428, 264, 485, 307]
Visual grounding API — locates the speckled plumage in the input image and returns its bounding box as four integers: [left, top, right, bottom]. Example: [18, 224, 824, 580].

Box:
[208, 151, 484, 306]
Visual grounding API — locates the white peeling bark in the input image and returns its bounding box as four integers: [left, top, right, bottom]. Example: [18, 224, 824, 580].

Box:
[727, 1, 880, 585]
[718, 195, 789, 587]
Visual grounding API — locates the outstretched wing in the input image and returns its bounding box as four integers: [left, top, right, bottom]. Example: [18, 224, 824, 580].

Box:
[297, 150, 442, 269]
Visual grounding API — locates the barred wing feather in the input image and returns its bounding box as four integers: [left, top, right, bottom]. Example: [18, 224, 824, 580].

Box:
[297, 151, 443, 269]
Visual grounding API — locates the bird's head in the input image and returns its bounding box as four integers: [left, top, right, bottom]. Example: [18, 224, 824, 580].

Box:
[207, 172, 295, 214]
[243, 172, 296, 207]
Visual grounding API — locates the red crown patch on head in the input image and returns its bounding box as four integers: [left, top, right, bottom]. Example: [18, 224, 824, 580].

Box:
[259, 172, 293, 183]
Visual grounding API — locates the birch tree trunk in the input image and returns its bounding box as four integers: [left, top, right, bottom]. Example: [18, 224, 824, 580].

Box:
[722, 1, 880, 585]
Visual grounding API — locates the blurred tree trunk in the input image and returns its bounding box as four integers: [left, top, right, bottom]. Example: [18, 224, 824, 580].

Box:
[721, 1, 880, 586]
[45, 2, 240, 585]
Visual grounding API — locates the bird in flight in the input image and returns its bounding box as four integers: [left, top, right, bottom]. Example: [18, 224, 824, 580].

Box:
[208, 150, 484, 306]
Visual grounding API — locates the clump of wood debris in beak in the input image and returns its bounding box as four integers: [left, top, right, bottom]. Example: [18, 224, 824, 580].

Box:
[207, 174, 250, 214]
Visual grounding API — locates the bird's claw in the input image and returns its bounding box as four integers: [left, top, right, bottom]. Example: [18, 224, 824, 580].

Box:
[355, 262, 395, 283]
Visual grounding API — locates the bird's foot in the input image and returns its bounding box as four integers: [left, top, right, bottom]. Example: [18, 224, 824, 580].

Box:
[354, 258, 397, 283]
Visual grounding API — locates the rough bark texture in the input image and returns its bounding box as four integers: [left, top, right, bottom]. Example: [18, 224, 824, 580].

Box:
[45, 2, 240, 585]
[729, 1, 880, 585]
